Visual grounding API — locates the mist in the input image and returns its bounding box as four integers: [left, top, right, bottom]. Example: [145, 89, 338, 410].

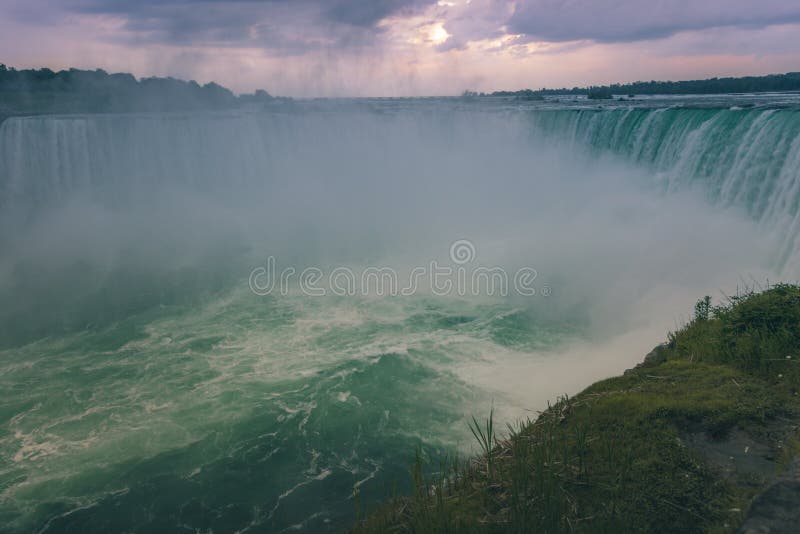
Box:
[0, 106, 778, 351]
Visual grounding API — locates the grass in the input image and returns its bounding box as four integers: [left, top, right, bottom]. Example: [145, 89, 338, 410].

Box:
[468, 408, 497, 480]
[352, 284, 800, 533]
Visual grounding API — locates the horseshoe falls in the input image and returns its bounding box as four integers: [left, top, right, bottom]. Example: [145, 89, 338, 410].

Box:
[1, 97, 799, 532]
[529, 106, 800, 268]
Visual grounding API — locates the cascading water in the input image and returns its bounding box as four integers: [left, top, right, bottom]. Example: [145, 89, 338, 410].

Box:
[0, 97, 796, 532]
[4, 105, 800, 254]
[529, 106, 800, 267]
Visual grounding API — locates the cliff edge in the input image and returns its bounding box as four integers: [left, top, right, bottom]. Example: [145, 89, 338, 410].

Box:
[354, 285, 800, 533]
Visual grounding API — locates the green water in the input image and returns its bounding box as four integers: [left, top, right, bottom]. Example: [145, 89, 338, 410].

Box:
[0, 287, 578, 531]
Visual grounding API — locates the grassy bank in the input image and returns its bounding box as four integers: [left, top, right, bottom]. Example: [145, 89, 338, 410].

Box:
[353, 285, 800, 533]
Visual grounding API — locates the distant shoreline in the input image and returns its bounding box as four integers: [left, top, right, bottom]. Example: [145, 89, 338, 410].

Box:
[463, 71, 800, 99]
[3, 65, 800, 110]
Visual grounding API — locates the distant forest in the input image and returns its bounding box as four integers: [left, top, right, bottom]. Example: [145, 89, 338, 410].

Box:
[4, 66, 800, 115]
[0, 65, 279, 116]
[469, 71, 800, 99]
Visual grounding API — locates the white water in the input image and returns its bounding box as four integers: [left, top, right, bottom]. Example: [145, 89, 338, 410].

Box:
[529, 105, 800, 268]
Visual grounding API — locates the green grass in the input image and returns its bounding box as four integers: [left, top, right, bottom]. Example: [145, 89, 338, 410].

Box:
[352, 284, 800, 533]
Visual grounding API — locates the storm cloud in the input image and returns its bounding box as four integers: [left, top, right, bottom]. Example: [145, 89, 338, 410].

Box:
[2, 0, 800, 95]
[509, 0, 800, 43]
[51, 0, 439, 52]
[8, 0, 800, 54]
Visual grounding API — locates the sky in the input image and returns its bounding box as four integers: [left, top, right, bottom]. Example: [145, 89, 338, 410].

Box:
[1, 0, 799, 97]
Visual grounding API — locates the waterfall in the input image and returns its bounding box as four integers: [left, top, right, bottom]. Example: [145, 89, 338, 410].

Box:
[0, 104, 791, 532]
[529, 107, 800, 267]
[0, 113, 277, 204]
[3, 106, 800, 266]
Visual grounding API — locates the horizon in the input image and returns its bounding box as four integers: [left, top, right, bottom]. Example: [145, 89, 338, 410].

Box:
[4, 63, 800, 100]
[1, 1, 799, 97]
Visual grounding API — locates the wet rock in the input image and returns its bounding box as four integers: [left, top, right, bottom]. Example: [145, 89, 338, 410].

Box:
[738, 458, 800, 533]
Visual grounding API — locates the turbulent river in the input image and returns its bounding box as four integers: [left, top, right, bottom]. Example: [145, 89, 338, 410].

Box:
[1, 94, 799, 531]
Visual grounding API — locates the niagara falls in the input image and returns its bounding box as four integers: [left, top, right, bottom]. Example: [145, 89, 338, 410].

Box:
[3, 1, 800, 533]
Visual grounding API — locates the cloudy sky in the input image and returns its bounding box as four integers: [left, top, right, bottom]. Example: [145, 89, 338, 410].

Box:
[1, 0, 799, 96]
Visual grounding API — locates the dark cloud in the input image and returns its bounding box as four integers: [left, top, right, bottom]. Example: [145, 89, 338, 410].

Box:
[56, 0, 436, 52]
[324, 0, 435, 26]
[6, 0, 800, 59]
[509, 0, 800, 43]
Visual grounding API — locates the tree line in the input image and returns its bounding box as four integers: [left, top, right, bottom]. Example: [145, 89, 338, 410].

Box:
[0, 65, 278, 115]
[465, 71, 800, 99]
